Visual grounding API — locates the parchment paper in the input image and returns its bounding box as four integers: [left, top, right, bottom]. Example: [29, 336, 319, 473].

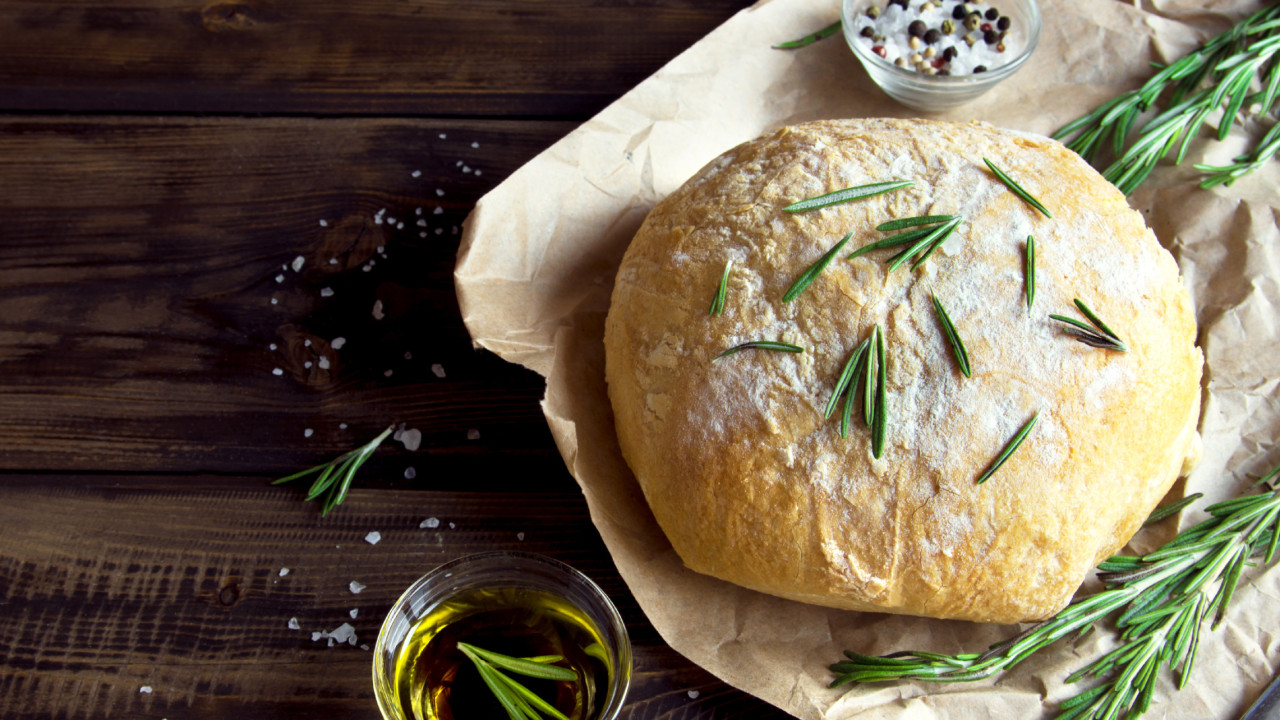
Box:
[455, 1, 1280, 716]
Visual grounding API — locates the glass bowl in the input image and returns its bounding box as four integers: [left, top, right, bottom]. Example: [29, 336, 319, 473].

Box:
[841, 0, 1041, 112]
[372, 551, 632, 720]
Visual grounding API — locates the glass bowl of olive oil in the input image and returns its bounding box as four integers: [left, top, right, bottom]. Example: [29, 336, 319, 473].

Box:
[372, 551, 632, 720]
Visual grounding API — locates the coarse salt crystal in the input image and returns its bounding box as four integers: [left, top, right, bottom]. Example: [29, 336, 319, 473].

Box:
[461, 166, 472, 174]
[384, 369, 393, 377]
[275, 274, 285, 283]
[318, 356, 330, 370]
[436, 189, 445, 197]
[339, 422, 348, 430]
[332, 337, 347, 349]
[467, 429, 481, 441]
[270, 297, 278, 305]
[372, 300, 385, 320]
[417, 219, 427, 227]
[139, 686, 153, 694]
[311, 631, 323, 641]
[319, 219, 328, 227]
[411, 170, 422, 178]
[278, 567, 290, 577]
[394, 427, 422, 451]
[272, 368, 284, 376]
[292, 256, 305, 272]
[349, 580, 366, 594]
[433, 206, 443, 215]
[304, 428, 314, 438]
[350, 608, 359, 618]
[688, 690, 701, 699]
[365, 531, 381, 545]
[434, 228, 443, 236]
[474, 170, 482, 177]
[439, 133, 447, 139]
[420, 517, 440, 529]
[516, 532, 525, 541]
[470, 141, 479, 148]
[431, 364, 446, 378]
[320, 287, 334, 298]
[304, 361, 313, 369]
[404, 466, 417, 480]
[288, 617, 301, 630]
[269, 343, 278, 350]
[329, 258, 339, 265]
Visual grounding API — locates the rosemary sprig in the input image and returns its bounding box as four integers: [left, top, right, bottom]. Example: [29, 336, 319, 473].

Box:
[828, 327, 886, 456]
[1024, 236, 1036, 311]
[872, 326, 887, 459]
[708, 259, 732, 316]
[1054, 5, 1280, 193]
[271, 425, 395, 515]
[847, 215, 959, 260]
[457, 642, 578, 720]
[876, 215, 958, 232]
[974, 411, 1038, 485]
[931, 294, 971, 378]
[783, 232, 853, 302]
[772, 19, 841, 49]
[886, 216, 961, 272]
[715, 340, 804, 359]
[831, 467, 1280, 719]
[826, 337, 871, 421]
[1051, 299, 1128, 352]
[984, 158, 1053, 218]
[783, 180, 913, 213]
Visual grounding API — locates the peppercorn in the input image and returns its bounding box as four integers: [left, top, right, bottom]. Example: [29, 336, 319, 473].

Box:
[860, 26, 875, 38]
[895, 57, 908, 67]
[924, 28, 942, 44]
[951, 4, 967, 19]
[922, 1, 936, 10]
[985, 7, 999, 20]
[908, 20, 927, 37]
[964, 13, 981, 30]
[873, 45, 887, 58]
[973, 65, 988, 73]
[866, 5, 881, 18]
[924, 46, 937, 58]
[996, 41, 1006, 52]
[909, 35, 923, 49]
[963, 32, 978, 46]
[984, 29, 998, 44]
[942, 45, 958, 61]
[997, 15, 1011, 30]
[980, 22, 992, 32]
[910, 53, 924, 65]
[941, 19, 955, 34]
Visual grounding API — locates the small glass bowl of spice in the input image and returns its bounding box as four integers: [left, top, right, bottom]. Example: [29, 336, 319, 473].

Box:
[841, 0, 1041, 111]
[373, 551, 632, 720]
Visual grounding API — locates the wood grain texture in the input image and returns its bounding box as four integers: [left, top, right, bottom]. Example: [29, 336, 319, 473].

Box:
[0, 477, 791, 719]
[0, 0, 755, 117]
[0, 116, 572, 480]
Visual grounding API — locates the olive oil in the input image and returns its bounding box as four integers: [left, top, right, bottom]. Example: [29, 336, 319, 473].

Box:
[389, 586, 613, 720]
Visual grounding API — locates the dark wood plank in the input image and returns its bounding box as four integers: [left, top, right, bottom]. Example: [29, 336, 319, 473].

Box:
[0, 116, 577, 481]
[0, 476, 790, 720]
[0, 0, 755, 117]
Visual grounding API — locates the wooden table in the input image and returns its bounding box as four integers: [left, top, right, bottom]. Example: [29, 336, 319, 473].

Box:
[0, 1, 794, 717]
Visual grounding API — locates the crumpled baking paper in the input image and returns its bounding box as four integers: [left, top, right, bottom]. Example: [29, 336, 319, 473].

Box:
[455, 0, 1280, 717]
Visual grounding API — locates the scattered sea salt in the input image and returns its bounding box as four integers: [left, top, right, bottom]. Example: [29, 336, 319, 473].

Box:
[349, 580, 366, 594]
[360, 644, 370, 651]
[372, 300, 385, 320]
[304, 361, 312, 369]
[461, 166, 472, 174]
[474, 170, 482, 177]
[384, 369, 393, 377]
[431, 363, 446, 378]
[436, 189, 445, 197]
[269, 343, 278, 351]
[320, 287, 334, 298]
[420, 517, 440, 529]
[270, 297, 278, 305]
[404, 466, 417, 480]
[411, 170, 422, 178]
[331, 337, 346, 349]
[291, 256, 305, 272]
[275, 274, 285, 284]
[516, 532, 526, 541]
[339, 422, 348, 430]
[467, 429, 481, 441]
[329, 258, 339, 265]
[272, 368, 284, 376]
[394, 427, 422, 451]
[439, 132, 447, 139]
[433, 206, 443, 215]
[471, 141, 479, 148]
[304, 428, 314, 438]
[417, 219, 427, 227]
[319, 219, 328, 227]
[365, 531, 381, 545]
[278, 567, 290, 577]
[318, 356, 330, 370]
[288, 617, 301, 630]
[449, 522, 456, 529]
[688, 690, 701, 699]
[314, 622, 358, 647]
[304, 339, 311, 347]
[139, 686, 153, 694]
[349, 608, 359, 619]
[434, 228, 443, 236]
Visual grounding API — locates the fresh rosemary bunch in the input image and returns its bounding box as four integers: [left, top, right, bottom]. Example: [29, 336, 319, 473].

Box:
[456, 642, 579, 720]
[831, 464, 1280, 719]
[1054, 5, 1280, 194]
[271, 425, 395, 515]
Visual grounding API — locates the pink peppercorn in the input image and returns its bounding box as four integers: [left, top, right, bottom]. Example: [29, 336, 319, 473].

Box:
[872, 45, 887, 58]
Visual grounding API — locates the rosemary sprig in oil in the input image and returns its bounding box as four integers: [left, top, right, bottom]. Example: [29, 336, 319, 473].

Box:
[715, 340, 804, 359]
[271, 425, 395, 516]
[931, 294, 971, 378]
[831, 467, 1280, 720]
[457, 642, 578, 720]
[709, 259, 732, 316]
[984, 158, 1052, 218]
[974, 411, 1038, 485]
[1051, 299, 1127, 352]
[784, 232, 853, 302]
[783, 180, 913, 213]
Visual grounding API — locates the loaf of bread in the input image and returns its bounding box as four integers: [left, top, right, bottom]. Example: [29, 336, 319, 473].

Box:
[603, 118, 1202, 623]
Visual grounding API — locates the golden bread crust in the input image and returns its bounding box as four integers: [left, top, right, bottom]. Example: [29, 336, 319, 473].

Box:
[604, 118, 1202, 623]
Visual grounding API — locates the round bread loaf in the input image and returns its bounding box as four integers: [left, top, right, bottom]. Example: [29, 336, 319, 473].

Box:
[603, 118, 1202, 624]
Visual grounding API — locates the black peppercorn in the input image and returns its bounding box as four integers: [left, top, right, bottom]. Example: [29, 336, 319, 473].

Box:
[984, 29, 998, 44]
[860, 26, 876, 38]
[942, 45, 958, 61]
[908, 20, 927, 37]
[985, 7, 999, 20]
[997, 15, 1011, 30]
[951, 4, 967, 19]
[924, 29, 941, 44]
[973, 65, 988, 73]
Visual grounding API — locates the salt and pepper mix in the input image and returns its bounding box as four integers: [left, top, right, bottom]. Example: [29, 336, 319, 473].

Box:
[854, 0, 1018, 75]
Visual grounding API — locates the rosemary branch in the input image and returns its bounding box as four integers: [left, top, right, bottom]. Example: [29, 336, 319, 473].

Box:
[715, 340, 804, 359]
[271, 425, 395, 515]
[831, 468, 1280, 719]
[1054, 5, 1280, 194]
[457, 642, 578, 720]
[772, 19, 841, 49]
[1051, 299, 1128, 352]
[784, 180, 913, 213]
[709, 259, 732, 316]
